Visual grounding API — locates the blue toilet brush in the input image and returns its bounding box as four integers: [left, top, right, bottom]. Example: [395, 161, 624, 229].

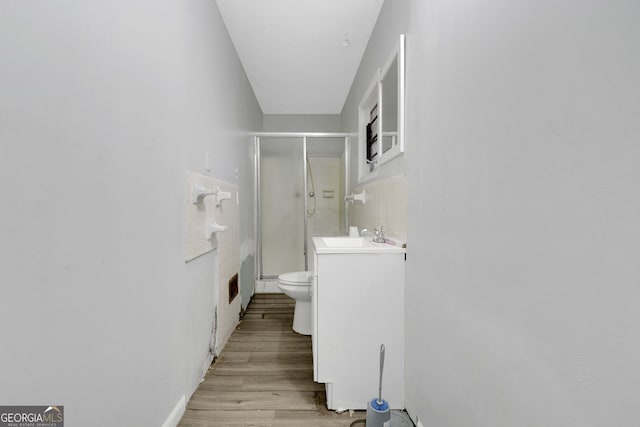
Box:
[366, 344, 391, 426]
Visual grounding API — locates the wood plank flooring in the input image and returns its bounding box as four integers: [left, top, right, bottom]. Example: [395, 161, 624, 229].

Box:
[179, 293, 365, 426]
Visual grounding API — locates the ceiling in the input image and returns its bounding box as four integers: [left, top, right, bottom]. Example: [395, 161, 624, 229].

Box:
[216, 0, 384, 115]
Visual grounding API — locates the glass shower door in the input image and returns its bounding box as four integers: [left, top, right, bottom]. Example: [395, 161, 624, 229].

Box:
[259, 138, 305, 278]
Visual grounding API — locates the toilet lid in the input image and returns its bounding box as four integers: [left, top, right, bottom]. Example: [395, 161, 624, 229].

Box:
[278, 271, 311, 285]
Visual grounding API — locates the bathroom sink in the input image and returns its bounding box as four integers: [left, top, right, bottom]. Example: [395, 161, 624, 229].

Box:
[321, 237, 366, 248]
[313, 236, 405, 254]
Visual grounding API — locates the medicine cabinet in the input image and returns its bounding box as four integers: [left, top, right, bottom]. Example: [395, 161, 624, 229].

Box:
[358, 34, 405, 182]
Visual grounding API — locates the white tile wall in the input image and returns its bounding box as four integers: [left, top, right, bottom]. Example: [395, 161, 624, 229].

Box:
[348, 174, 407, 244]
[184, 171, 241, 354]
[307, 157, 344, 237]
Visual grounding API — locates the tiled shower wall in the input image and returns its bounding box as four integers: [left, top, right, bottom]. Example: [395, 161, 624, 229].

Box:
[307, 156, 345, 237]
[348, 174, 407, 244]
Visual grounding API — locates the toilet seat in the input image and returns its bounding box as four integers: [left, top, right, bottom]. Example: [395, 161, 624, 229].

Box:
[278, 271, 311, 286]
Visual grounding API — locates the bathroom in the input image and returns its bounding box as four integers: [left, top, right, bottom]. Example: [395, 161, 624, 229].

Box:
[1, 1, 639, 426]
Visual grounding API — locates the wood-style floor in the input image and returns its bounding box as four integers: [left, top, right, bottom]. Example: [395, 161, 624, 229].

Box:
[178, 293, 365, 426]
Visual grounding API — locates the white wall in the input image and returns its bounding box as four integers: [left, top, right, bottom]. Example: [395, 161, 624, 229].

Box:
[0, 1, 261, 426]
[263, 114, 342, 132]
[344, 0, 640, 425]
[404, 1, 640, 426]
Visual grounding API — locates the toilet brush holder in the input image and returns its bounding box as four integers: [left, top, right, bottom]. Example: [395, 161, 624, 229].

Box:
[366, 398, 391, 426]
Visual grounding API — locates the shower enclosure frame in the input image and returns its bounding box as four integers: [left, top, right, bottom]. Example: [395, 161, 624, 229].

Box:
[253, 132, 350, 280]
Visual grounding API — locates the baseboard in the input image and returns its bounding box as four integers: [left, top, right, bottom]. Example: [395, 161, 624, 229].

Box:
[406, 404, 424, 427]
[162, 395, 186, 427]
[255, 279, 283, 293]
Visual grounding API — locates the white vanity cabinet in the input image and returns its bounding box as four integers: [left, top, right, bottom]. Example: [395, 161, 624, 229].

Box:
[311, 237, 405, 411]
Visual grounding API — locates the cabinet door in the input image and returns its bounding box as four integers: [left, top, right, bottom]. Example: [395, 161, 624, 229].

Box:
[315, 252, 405, 407]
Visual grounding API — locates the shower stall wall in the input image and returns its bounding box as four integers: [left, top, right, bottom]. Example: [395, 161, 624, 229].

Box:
[254, 133, 349, 280]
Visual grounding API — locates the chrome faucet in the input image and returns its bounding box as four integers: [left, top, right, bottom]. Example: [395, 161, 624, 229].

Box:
[372, 226, 386, 243]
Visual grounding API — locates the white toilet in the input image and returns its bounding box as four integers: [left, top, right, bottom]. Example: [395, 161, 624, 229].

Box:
[277, 271, 312, 335]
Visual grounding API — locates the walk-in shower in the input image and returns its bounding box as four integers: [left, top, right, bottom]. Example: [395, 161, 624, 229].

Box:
[254, 133, 349, 280]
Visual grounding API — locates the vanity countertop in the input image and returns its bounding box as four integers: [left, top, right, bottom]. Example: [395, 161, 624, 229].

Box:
[312, 236, 406, 254]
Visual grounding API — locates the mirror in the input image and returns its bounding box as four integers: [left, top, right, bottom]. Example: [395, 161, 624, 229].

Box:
[380, 55, 398, 156]
[379, 34, 404, 164]
[357, 34, 405, 182]
[358, 72, 382, 178]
